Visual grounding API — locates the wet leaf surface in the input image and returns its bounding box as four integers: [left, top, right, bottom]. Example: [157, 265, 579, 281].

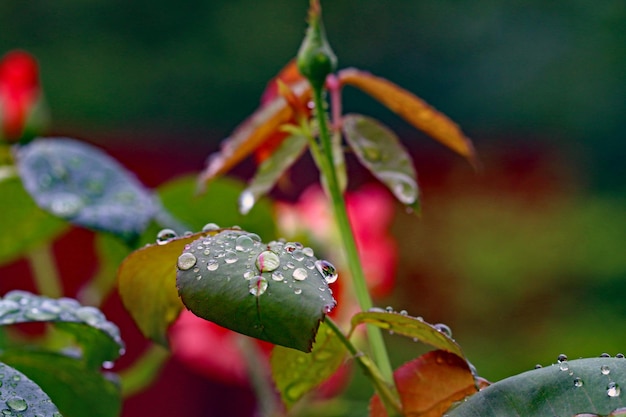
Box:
[176, 230, 337, 352]
[350, 311, 465, 359]
[339, 69, 478, 167]
[343, 113, 419, 210]
[271, 321, 346, 408]
[0, 361, 61, 417]
[15, 138, 157, 242]
[447, 357, 626, 417]
[370, 350, 479, 417]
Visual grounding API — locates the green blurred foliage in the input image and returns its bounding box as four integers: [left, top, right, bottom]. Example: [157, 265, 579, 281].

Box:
[1, 1, 624, 187]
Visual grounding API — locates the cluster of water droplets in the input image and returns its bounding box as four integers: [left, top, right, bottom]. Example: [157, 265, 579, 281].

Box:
[174, 226, 338, 312]
[550, 353, 626, 400]
[0, 290, 124, 356]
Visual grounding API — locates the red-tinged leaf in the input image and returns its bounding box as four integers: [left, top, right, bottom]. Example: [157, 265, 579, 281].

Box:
[338, 68, 478, 167]
[370, 350, 480, 417]
[260, 60, 305, 105]
[117, 232, 211, 346]
[271, 321, 346, 409]
[198, 80, 311, 186]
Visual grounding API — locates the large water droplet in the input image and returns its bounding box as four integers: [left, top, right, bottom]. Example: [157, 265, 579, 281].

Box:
[608, 382, 621, 397]
[434, 323, 453, 338]
[601, 365, 611, 375]
[5, 397, 28, 412]
[25, 307, 58, 321]
[618, 353, 625, 359]
[235, 235, 255, 252]
[271, 271, 284, 282]
[249, 276, 268, 296]
[202, 223, 220, 232]
[315, 260, 338, 284]
[0, 300, 20, 318]
[256, 251, 280, 272]
[238, 190, 255, 215]
[156, 228, 177, 245]
[50, 193, 84, 217]
[292, 250, 305, 261]
[224, 250, 238, 264]
[378, 171, 418, 205]
[601, 353, 611, 358]
[75, 306, 105, 326]
[574, 377, 584, 387]
[559, 361, 569, 371]
[207, 259, 219, 271]
[557, 353, 568, 363]
[293, 268, 308, 281]
[177, 252, 197, 270]
[303, 247, 314, 257]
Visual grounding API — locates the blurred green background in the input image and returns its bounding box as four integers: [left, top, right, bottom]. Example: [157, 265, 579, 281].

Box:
[2, 0, 626, 415]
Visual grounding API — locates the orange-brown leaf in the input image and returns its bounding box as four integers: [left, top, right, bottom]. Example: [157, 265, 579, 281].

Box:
[370, 350, 481, 417]
[339, 68, 478, 168]
[198, 80, 311, 186]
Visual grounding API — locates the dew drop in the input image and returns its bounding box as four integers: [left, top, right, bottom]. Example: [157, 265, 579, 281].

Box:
[256, 251, 280, 272]
[601, 365, 611, 375]
[0, 300, 20, 318]
[271, 271, 284, 282]
[207, 259, 219, 271]
[224, 250, 238, 264]
[385, 306, 394, 312]
[617, 353, 625, 359]
[238, 190, 255, 215]
[156, 228, 177, 245]
[5, 397, 27, 412]
[203, 249, 211, 256]
[202, 223, 220, 232]
[249, 276, 268, 296]
[434, 323, 453, 338]
[24, 307, 58, 321]
[294, 288, 302, 295]
[286, 261, 295, 269]
[177, 252, 197, 270]
[50, 193, 84, 217]
[243, 270, 254, 280]
[610, 407, 626, 416]
[102, 361, 114, 370]
[315, 260, 338, 284]
[235, 235, 255, 252]
[574, 377, 584, 387]
[292, 249, 305, 261]
[293, 268, 308, 281]
[559, 361, 569, 371]
[322, 304, 334, 314]
[284, 243, 298, 253]
[303, 247, 314, 257]
[535, 364, 543, 369]
[601, 353, 611, 358]
[608, 382, 621, 397]
[557, 353, 568, 363]
[75, 306, 105, 326]
[378, 171, 418, 205]
[399, 310, 408, 316]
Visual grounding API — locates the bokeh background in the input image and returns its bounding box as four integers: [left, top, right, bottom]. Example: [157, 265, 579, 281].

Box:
[2, 1, 626, 416]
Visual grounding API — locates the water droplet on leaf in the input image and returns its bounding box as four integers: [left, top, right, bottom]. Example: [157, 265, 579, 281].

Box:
[256, 251, 280, 272]
[574, 377, 584, 387]
[434, 323, 453, 338]
[303, 247, 314, 257]
[235, 235, 255, 252]
[156, 228, 177, 245]
[224, 250, 238, 264]
[601, 365, 611, 375]
[608, 382, 621, 397]
[50, 193, 84, 217]
[315, 260, 338, 284]
[559, 361, 569, 371]
[271, 271, 284, 282]
[75, 306, 105, 326]
[294, 288, 302, 295]
[293, 268, 308, 281]
[0, 300, 20, 318]
[601, 353, 611, 358]
[249, 276, 268, 296]
[25, 307, 58, 321]
[6, 397, 27, 412]
[207, 259, 219, 271]
[177, 252, 197, 270]
[557, 353, 568, 363]
[202, 223, 220, 232]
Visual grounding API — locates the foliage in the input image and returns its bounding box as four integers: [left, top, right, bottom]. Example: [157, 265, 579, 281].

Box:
[0, 1, 623, 417]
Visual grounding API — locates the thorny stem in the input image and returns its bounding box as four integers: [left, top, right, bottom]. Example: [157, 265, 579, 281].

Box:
[310, 86, 399, 410]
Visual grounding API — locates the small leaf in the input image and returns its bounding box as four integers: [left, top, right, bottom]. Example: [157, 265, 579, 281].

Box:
[0, 175, 67, 265]
[1, 349, 120, 417]
[0, 361, 62, 417]
[271, 321, 346, 408]
[339, 69, 478, 167]
[370, 350, 479, 417]
[117, 232, 207, 347]
[0, 290, 124, 367]
[446, 357, 626, 417]
[176, 230, 337, 352]
[343, 113, 419, 210]
[239, 132, 309, 215]
[15, 138, 157, 242]
[350, 311, 465, 360]
[199, 81, 311, 186]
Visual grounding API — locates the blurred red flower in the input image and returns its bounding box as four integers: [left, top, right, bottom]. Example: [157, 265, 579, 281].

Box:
[0, 50, 43, 142]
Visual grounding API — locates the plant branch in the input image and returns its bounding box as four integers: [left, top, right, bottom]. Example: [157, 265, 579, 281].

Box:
[27, 244, 63, 298]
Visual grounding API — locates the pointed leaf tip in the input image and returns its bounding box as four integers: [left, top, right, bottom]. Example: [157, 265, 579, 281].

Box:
[338, 68, 478, 167]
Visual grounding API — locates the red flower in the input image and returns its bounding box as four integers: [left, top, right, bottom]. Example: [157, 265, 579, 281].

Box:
[0, 50, 43, 142]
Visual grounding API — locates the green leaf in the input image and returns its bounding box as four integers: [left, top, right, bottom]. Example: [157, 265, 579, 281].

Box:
[0, 290, 124, 367]
[158, 175, 277, 240]
[1, 349, 120, 417]
[176, 230, 337, 352]
[0, 176, 67, 265]
[117, 232, 205, 347]
[271, 321, 346, 408]
[0, 361, 62, 417]
[446, 357, 626, 417]
[342, 113, 419, 211]
[15, 138, 157, 242]
[350, 311, 465, 360]
[239, 132, 308, 215]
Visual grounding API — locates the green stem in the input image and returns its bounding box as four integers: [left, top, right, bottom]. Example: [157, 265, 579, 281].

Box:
[119, 344, 170, 397]
[310, 87, 395, 387]
[325, 318, 402, 417]
[27, 244, 63, 298]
